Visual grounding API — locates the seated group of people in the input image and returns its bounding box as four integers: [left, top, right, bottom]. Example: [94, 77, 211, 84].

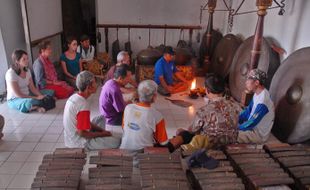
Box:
[63, 44, 275, 153]
[4, 35, 274, 152]
[5, 35, 96, 113]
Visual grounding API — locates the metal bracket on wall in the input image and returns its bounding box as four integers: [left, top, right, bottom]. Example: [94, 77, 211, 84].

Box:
[199, 0, 286, 32]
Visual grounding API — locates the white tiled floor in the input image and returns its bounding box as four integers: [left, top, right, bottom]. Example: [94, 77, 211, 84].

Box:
[0, 78, 206, 189]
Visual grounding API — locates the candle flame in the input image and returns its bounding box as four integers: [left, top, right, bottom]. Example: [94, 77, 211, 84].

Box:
[190, 78, 196, 90]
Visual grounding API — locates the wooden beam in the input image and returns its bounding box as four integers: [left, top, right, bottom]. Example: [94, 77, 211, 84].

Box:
[96, 24, 201, 30]
[30, 32, 63, 47]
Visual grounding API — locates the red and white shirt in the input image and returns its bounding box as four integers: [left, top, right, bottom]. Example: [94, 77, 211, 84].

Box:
[120, 103, 168, 150]
[63, 93, 91, 148]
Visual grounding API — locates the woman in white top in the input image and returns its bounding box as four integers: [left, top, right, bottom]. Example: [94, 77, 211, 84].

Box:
[5, 49, 54, 113]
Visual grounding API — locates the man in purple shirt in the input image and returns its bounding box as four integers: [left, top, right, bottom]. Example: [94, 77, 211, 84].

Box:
[99, 65, 131, 125]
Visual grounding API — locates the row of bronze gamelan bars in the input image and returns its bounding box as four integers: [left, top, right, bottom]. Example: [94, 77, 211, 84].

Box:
[30, 146, 310, 190]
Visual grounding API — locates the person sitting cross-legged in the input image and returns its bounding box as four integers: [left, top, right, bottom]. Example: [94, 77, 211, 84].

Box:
[6, 49, 54, 113]
[154, 46, 191, 96]
[60, 36, 83, 88]
[170, 74, 242, 152]
[238, 69, 275, 144]
[63, 71, 121, 150]
[77, 34, 95, 62]
[99, 65, 132, 126]
[120, 80, 169, 151]
[105, 51, 137, 102]
[33, 41, 74, 99]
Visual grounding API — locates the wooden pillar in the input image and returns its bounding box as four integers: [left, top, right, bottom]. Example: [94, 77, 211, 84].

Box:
[242, 0, 272, 106]
[203, 0, 217, 73]
[250, 0, 273, 70]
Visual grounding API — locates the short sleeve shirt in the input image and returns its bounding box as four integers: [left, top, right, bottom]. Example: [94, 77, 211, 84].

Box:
[63, 93, 91, 148]
[120, 103, 168, 150]
[99, 79, 126, 125]
[5, 68, 31, 100]
[60, 53, 81, 76]
[154, 57, 177, 85]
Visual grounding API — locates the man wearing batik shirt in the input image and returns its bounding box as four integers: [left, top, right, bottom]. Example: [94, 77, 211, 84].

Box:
[238, 69, 275, 144]
[173, 74, 242, 152]
[63, 71, 121, 150]
[120, 80, 168, 150]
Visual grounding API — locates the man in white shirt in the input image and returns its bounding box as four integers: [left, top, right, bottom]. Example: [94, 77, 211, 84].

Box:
[120, 80, 168, 150]
[63, 71, 121, 150]
[238, 69, 275, 143]
[77, 35, 95, 62]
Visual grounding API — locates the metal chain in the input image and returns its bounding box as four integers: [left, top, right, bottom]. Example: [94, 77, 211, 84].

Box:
[227, 10, 234, 32]
[199, 0, 285, 16]
[199, 0, 285, 34]
[225, 0, 233, 32]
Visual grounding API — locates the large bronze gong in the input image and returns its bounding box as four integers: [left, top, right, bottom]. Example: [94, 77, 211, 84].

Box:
[270, 47, 310, 144]
[229, 36, 280, 102]
[211, 34, 242, 78]
[137, 47, 162, 65]
[175, 47, 192, 66]
[198, 30, 223, 67]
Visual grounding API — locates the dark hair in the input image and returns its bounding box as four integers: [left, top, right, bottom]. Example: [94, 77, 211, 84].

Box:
[80, 34, 90, 42]
[163, 46, 175, 55]
[113, 64, 129, 79]
[66, 36, 77, 46]
[38, 41, 51, 54]
[205, 73, 225, 94]
[11, 49, 28, 75]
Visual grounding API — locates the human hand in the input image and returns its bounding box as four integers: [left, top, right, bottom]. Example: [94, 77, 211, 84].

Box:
[101, 131, 112, 137]
[167, 86, 174, 93]
[53, 81, 62, 85]
[36, 94, 45, 100]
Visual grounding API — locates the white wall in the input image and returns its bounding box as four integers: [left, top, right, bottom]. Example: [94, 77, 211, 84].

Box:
[0, 0, 26, 93]
[26, 0, 63, 41]
[0, 0, 26, 66]
[31, 35, 63, 63]
[96, 0, 228, 57]
[95, 0, 310, 61]
[25, 0, 63, 65]
[229, 0, 310, 60]
[0, 29, 8, 93]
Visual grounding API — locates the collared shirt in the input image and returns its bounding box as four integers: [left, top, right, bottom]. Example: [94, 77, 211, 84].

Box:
[105, 65, 116, 82]
[154, 57, 178, 85]
[191, 96, 242, 148]
[77, 45, 95, 61]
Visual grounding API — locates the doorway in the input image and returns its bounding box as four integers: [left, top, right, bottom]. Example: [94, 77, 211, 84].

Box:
[61, 0, 96, 50]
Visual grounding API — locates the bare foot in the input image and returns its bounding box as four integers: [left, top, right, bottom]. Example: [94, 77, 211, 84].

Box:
[37, 107, 46, 113]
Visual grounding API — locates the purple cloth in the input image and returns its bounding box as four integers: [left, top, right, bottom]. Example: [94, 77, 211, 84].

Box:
[99, 79, 126, 125]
